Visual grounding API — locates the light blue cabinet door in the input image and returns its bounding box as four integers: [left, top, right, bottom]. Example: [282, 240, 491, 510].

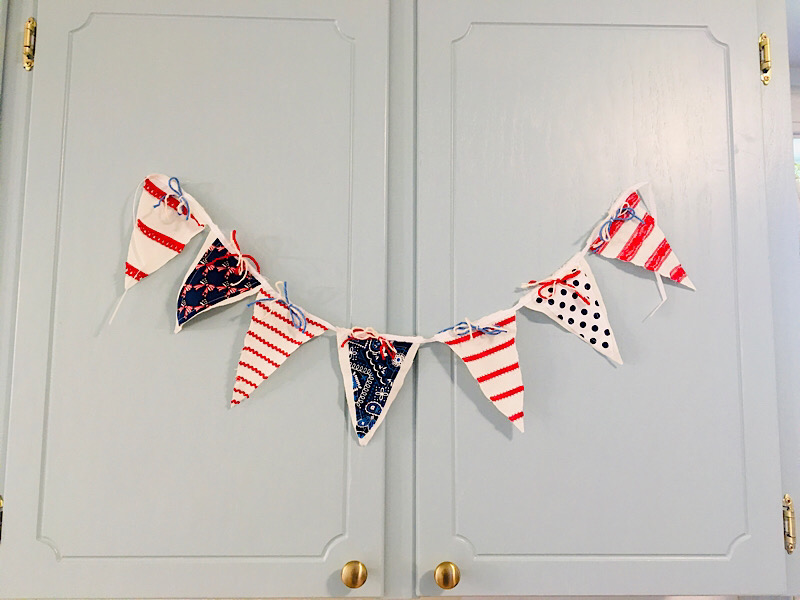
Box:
[0, 1, 388, 597]
[416, 0, 786, 595]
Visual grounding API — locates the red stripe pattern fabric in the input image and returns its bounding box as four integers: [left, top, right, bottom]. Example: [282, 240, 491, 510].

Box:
[124, 173, 205, 290]
[462, 337, 515, 362]
[522, 255, 622, 365]
[439, 310, 525, 432]
[669, 265, 687, 283]
[124, 262, 148, 281]
[231, 287, 328, 405]
[644, 238, 672, 272]
[590, 190, 694, 290]
[143, 177, 167, 201]
[137, 219, 185, 253]
[616, 214, 655, 262]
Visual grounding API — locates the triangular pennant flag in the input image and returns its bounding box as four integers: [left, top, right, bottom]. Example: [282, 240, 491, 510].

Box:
[436, 309, 525, 431]
[587, 187, 694, 289]
[123, 174, 206, 289]
[521, 254, 622, 365]
[336, 329, 421, 446]
[175, 231, 260, 332]
[231, 285, 329, 406]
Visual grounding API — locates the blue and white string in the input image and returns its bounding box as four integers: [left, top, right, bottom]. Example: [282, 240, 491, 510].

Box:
[152, 176, 191, 221]
[248, 281, 307, 333]
[439, 319, 506, 339]
[589, 205, 643, 252]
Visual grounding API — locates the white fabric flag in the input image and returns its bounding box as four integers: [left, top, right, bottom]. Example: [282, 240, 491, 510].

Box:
[123, 174, 207, 289]
[521, 254, 622, 364]
[435, 309, 525, 431]
[175, 230, 260, 332]
[587, 186, 694, 289]
[336, 328, 422, 446]
[231, 284, 330, 405]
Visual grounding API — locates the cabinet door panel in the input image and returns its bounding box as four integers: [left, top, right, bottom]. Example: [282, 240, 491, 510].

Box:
[0, 1, 388, 597]
[416, 0, 784, 594]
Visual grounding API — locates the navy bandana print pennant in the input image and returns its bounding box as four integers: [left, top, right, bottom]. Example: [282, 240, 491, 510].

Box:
[176, 237, 260, 330]
[339, 333, 420, 445]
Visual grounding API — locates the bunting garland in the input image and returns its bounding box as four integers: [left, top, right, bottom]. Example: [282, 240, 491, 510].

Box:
[111, 176, 696, 444]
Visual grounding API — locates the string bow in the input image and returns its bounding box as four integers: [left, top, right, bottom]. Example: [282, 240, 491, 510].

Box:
[439, 318, 506, 339]
[205, 230, 261, 279]
[249, 281, 307, 333]
[589, 205, 643, 252]
[342, 327, 397, 360]
[152, 176, 192, 221]
[523, 269, 591, 305]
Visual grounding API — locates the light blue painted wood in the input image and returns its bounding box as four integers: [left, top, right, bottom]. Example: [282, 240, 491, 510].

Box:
[3, 0, 799, 597]
[0, 1, 388, 597]
[416, 0, 786, 594]
[0, 0, 36, 524]
[384, 0, 418, 598]
[0, 2, 8, 94]
[756, 0, 800, 592]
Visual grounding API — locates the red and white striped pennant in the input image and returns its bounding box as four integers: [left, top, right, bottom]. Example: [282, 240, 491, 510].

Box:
[230, 286, 329, 406]
[123, 174, 207, 290]
[588, 187, 694, 290]
[436, 309, 525, 432]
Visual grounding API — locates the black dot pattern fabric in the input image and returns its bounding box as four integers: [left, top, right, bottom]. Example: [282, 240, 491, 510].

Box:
[523, 255, 622, 364]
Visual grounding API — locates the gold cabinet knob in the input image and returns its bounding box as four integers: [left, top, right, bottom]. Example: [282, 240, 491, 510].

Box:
[434, 561, 460, 589]
[341, 560, 368, 589]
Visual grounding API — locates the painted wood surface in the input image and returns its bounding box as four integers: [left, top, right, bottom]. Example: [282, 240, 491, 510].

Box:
[415, 0, 786, 594]
[757, 0, 800, 593]
[0, 1, 389, 597]
[1, 0, 798, 597]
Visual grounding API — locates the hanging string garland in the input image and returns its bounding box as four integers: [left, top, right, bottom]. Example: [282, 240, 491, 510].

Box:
[111, 174, 695, 445]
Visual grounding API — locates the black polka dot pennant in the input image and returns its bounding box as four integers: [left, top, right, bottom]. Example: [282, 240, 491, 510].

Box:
[521, 255, 622, 364]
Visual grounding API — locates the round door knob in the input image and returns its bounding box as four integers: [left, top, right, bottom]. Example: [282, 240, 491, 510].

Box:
[434, 561, 460, 589]
[341, 560, 368, 589]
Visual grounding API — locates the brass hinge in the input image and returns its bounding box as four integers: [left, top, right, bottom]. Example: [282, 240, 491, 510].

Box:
[759, 32, 771, 85]
[23, 17, 36, 71]
[784, 494, 795, 554]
